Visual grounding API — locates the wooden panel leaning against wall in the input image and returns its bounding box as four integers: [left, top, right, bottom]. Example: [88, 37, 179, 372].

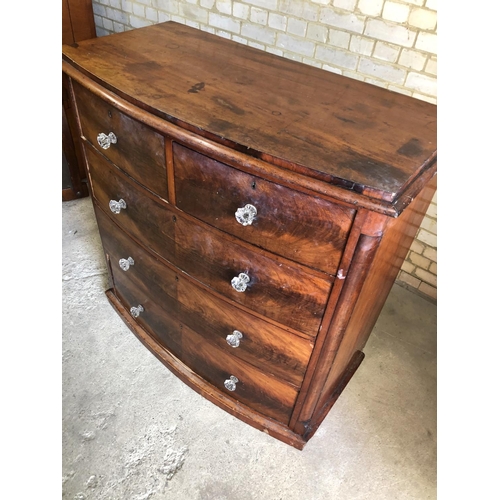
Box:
[62, 0, 96, 201]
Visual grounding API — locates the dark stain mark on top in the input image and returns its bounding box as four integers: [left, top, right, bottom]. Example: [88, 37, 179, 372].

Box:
[235, 78, 254, 85]
[380, 98, 395, 108]
[279, 129, 408, 193]
[334, 115, 356, 124]
[188, 82, 205, 93]
[397, 138, 424, 158]
[212, 96, 245, 115]
[208, 118, 233, 132]
[126, 60, 163, 72]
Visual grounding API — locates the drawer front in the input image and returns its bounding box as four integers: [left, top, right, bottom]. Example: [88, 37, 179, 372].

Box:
[96, 206, 314, 387]
[73, 81, 168, 199]
[172, 215, 331, 337]
[174, 142, 356, 274]
[105, 242, 183, 360]
[176, 278, 313, 388]
[87, 144, 332, 336]
[180, 322, 299, 424]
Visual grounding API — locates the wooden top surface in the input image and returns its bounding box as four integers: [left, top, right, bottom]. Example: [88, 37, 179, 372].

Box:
[63, 21, 437, 204]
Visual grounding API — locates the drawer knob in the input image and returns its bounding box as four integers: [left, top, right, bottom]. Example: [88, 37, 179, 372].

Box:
[109, 198, 127, 214]
[130, 305, 144, 318]
[231, 273, 250, 292]
[224, 375, 239, 391]
[97, 132, 117, 150]
[119, 257, 135, 271]
[235, 204, 257, 226]
[226, 330, 243, 348]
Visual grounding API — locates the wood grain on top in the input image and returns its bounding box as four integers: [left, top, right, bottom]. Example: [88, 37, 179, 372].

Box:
[63, 21, 437, 203]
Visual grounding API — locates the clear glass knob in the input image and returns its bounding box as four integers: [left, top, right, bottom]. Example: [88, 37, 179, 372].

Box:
[231, 273, 250, 292]
[109, 198, 126, 214]
[130, 305, 144, 318]
[235, 204, 257, 226]
[226, 330, 243, 348]
[119, 257, 134, 271]
[224, 375, 239, 391]
[97, 132, 117, 150]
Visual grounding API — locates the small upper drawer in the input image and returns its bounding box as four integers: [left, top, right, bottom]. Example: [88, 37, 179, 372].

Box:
[173, 143, 356, 275]
[72, 81, 168, 199]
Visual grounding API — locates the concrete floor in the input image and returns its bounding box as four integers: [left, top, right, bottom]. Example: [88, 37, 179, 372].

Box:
[62, 197, 437, 500]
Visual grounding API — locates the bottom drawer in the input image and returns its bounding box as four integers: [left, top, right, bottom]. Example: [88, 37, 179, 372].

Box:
[180, 322, 299, 424]
[95, 206, 301, 424]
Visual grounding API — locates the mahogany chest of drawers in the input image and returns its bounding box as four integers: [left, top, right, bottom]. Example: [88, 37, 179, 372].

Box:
[63, 22, 437, 449]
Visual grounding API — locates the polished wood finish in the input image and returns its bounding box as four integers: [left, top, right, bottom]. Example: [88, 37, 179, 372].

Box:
[74, 82, 168, 199]
[87, 143, 332, 336]
[314, 175, 438, 418]
[176, 279, 314, 387]
[105, 289, 308, 449]
[62, 59, 433, 217]
[63, 22, 437, 449]
[62, 22, 435, 204]
[99, 207, 299, 423]
[96, 205, 314, 387]
[180, 322, 299, 423]
[292, 231, 383, 436]
[174, 142, 355, 274]
[95, 206, 182, 356]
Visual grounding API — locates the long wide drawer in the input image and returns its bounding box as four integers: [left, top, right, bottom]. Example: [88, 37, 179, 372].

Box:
[73, 81, 168, 199]
[95, 205, 314, 387]
[176, 277, 314, 388]
[87, 144, 333, 337]
[180, 322, 299, 424]
[174, 142, 356, 274]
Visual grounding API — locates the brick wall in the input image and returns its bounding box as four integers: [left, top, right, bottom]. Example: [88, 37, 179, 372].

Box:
[91, 0, 438, 301]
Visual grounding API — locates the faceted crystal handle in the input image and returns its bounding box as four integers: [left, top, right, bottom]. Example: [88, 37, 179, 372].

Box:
[224, 375, 239, 391]
[109, 198, 126, 214]
[130, 305, 144, 318]
[231, 273, 250, 292]
[97, 132, 117, 150]
[226, 330, 243, 348]
[235, 204, 257, 226]
[119, 257, 135, 271]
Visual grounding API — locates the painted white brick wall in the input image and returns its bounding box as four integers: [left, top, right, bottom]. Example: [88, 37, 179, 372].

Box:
[382, 1, 410, 23]
[89, 0, 438, 301]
